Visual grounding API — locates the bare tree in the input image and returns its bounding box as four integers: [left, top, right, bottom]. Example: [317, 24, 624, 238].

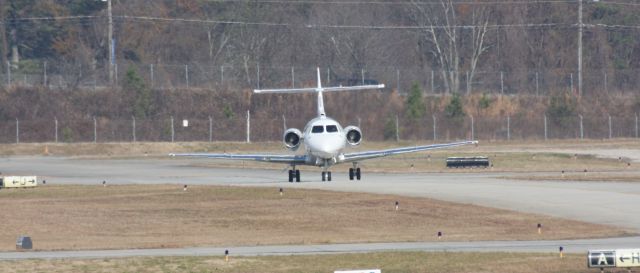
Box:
[410, 0, 490, 94]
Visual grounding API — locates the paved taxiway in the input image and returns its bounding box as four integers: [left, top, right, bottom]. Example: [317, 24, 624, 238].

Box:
[1, 156, 639, 259]
[2, 237, 640, 260]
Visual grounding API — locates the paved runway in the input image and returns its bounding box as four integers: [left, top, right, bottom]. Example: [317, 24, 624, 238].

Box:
[1, 156, 639, 259]
[2, 237, 640, 260]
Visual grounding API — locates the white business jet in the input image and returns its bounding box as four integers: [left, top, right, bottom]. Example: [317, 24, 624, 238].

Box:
[171, 68, 477, 182]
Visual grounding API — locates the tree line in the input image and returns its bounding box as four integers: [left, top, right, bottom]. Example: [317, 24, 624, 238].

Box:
[1, 0, 639, 94]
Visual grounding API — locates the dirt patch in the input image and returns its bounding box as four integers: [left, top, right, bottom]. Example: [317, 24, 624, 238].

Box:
[0, 185, 631, 251]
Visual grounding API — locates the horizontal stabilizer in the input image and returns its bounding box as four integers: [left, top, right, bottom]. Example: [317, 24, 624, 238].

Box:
[254, 84, 384, 94]
[254, 87, 317, 94]
[322, 84, 385, 92]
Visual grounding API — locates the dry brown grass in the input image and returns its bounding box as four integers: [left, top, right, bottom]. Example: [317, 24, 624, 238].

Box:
[0, 185, 631, 251]
[0, 252, 595, 273]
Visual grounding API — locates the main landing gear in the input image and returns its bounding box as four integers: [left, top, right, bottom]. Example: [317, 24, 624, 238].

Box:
[321, 171, 332, 182]
[288, 166, 300, 183]
[348, 162, 361, 181]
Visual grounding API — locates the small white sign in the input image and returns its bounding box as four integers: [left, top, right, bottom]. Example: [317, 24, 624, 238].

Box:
[616, 249, 640, 267]
[333, 269, 382, 273]
[182, 119, 189, 127]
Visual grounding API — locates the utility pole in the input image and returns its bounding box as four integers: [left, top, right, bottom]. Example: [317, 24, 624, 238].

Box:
[107, 0, 114, 85]
[578, 0, 583, 97]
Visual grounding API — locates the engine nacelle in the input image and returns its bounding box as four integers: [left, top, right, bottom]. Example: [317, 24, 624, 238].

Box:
[344, 126, 362, 146]
[283, 128, 303, 151]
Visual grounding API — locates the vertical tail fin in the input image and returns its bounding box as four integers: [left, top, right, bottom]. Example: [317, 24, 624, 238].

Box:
[253, 67, 384, 118]
[317, 67, 325, 117]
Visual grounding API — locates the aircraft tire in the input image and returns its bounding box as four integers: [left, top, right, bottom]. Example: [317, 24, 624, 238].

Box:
[356, 168, 361, 180]
[288, 170, 294, 183]
[295, 170, 300, 182]
[349, 168, 354, 180]
[328, 172, 332, 181]
[321, 172, 326, 182]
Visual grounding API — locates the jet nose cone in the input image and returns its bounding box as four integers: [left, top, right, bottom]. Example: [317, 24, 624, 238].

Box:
[312, 140, 344, 159]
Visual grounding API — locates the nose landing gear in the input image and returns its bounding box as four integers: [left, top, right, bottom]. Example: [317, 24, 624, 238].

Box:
[321, 160, 332, 182]
[321, 171, 332, 181]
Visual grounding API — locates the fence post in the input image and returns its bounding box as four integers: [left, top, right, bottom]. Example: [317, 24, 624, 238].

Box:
[536, 71, 540, 96]
[433, 115, 437, 140]
[395, 114, 399, 142]
[291, 66, 295, 88]
[466, 71, 470, 94]
[54, 117, 58, 143]
[185, 64, 189, 88]
[604, 71, 607, 93]
[150, 64, 154, 88]
[132, 116, 136, 142]
[327, 68, 331, 84]
[7, 61, 11, 86]
[246, 110, 251, 143]
[43, 61, 47, 87]
[282, 115, 287, 131]
[570, 73, 573, 93]
[93, 116, 97, 143]
[507, 115, 511, 140]
[470, 115, 475, 140]
[500, 71, 504, 95]
[608, 115, 612, 139]
[636, 113, 638, 138]
[579, 115, 584, 139]
[544, 114, 548, 141]
[93, 69, 97, 91]
[15, 118, 19, 144]
[431, 70, 435, 93]
[256, 63, 260, 89]
[170, 116, 175, 142]
[209, 116, 213, 142]
[396, 69, 400, 93]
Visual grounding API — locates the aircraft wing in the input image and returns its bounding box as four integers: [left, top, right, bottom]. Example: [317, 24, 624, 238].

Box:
[170, 153, 308, 164]
[342, 140, 478, 162]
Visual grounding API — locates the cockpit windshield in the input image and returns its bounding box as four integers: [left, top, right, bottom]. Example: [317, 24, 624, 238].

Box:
[311, 125, 324, 133]
[326, 125, 338, 133]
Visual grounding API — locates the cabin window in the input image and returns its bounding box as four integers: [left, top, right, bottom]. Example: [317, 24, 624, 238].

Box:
[326, 125, 338, 133]
[311, 126, 324, 133]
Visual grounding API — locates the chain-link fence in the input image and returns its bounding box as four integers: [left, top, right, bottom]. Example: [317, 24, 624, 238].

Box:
[2, 60, 640, 96]
[2, 113, 637, 144]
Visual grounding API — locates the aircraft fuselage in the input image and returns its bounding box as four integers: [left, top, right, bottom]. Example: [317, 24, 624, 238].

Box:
[301, 116, 347, 166]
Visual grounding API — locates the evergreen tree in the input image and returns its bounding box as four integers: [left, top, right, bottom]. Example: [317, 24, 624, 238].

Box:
[405, 82, 425, 119]
[124, 66, 152, 118]
[445, 94, 465, 120]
